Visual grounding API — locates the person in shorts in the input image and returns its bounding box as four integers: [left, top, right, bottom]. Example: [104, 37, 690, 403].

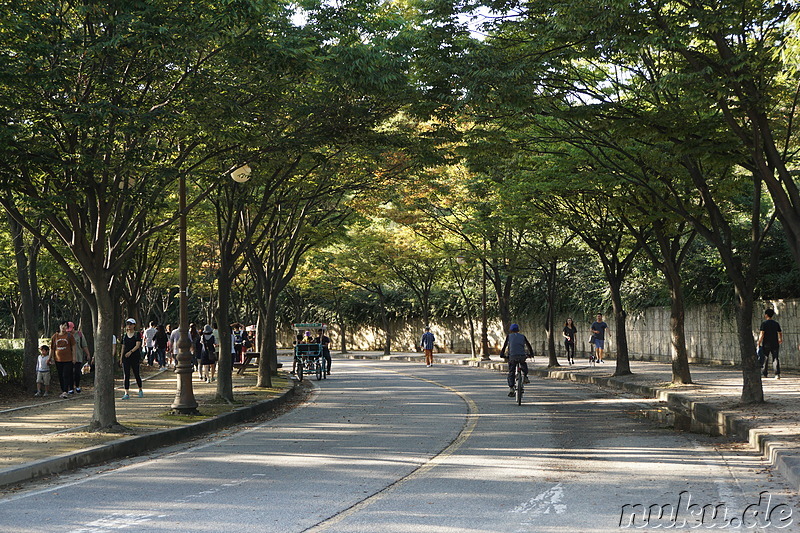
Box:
[590, 314, 608, 363]
[35, 345, 53, 397]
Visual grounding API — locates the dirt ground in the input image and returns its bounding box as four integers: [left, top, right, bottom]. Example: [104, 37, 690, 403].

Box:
[0, 364, 293, 469]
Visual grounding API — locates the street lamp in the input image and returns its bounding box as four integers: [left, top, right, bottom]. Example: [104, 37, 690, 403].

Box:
[480, 248, 491, 361]
[171, 171, 198, 414]
[171, 164, 251, 414]
[230, 164, 251, 183]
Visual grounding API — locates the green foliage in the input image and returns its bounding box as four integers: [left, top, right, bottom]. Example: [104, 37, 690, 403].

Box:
[0, 349, 24, 383]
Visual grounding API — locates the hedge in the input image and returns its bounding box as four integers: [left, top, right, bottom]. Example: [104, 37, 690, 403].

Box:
[0, 349, 24, 383]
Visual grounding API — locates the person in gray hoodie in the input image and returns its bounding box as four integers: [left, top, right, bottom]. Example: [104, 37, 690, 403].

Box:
[500, 324, 534, 397]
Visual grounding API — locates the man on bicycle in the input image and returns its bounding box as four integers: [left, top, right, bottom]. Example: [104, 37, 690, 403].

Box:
[500, 323, 534, 397]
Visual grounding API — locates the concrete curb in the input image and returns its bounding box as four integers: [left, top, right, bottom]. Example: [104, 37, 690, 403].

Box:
[344, 353, 800, 490]
[0, 382, 299, 489]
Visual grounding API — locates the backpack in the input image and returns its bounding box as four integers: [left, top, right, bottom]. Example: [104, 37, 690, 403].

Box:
[203, 334, 216, 362]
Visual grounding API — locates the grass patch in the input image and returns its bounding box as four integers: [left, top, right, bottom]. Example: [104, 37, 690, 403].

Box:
[161, 413, 214, 423]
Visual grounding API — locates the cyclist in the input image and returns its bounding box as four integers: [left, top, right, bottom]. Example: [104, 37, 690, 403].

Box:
[499, 323, 534, 397]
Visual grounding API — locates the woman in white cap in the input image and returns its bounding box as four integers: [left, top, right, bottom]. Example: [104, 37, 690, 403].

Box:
[120, 318, 144, 399]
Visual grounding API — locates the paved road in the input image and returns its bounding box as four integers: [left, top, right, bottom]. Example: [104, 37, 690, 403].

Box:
[0, 359, 797, 532]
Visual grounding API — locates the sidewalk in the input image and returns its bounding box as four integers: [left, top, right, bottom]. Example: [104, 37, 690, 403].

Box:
[343, 350, 800, 491]
[2, 352, 799, 493]
[0, 365, 296, 490]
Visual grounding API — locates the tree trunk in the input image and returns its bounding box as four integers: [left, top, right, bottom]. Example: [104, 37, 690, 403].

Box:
[256, 295, 276, 388]
[214, 270, 234, 403]
[378, 290, 391, 355]
[496, 273, 513, 334]
[89, 284, 121, 431]
[456, 280, 477, 358]
[11, 305, 21, 339]
[8, 215, 39, 393]
[668, 284, 692, 384]
[609, 279, 632, 376]
[80, 296, 95, 356]
[735, 291, 763, 404]
[338, 321, 348, 354]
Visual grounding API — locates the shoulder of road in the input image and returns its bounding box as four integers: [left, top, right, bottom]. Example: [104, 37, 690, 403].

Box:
[0, 352, 798, 492]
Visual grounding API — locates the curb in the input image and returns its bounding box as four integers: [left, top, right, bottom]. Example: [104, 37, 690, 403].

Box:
[0, 382, 299, 489]
[343, 353, 800, 490]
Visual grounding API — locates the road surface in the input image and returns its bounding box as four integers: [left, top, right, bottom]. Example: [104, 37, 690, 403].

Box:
[0, 359, 796, 532]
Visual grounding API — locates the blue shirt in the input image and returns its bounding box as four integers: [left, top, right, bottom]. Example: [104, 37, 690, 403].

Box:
[421, 331, 435, 350]
[591, 321, 608, 340]
[504, 332, 530, 357]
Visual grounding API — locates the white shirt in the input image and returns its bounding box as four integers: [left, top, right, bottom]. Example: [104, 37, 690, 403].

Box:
[36, 354, 51, 372]
[169, 328, 181, 354]
[144, 326, 157, 348]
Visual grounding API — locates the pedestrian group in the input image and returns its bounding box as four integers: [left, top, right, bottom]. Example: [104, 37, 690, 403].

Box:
[36, 318, 255, 400]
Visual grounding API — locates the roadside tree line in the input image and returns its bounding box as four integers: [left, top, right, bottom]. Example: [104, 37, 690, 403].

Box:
[0, 0, 797, 429]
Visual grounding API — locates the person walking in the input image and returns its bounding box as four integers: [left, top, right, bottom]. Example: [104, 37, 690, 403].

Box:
[144, 321, 158, 366]
[590, 314, 608, 363]
[563, 318, 577, 365]
[168, 324, 181, 369]
[51, 320, 76, 399]
[420, 326, 435, 367]
[757, 308, 783, 379]
[201, 325, 217, 383]
[232, 323, 245, 364]
[34, 345, 53, 397]
[500, 324, 534, 397]
[120, 318, 144, 399]
[153, 324, 168, 370]
[67, 321, 92, 393]
[189, 323, 202, 378]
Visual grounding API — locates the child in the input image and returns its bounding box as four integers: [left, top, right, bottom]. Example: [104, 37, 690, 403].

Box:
[35, 345, 53, 397]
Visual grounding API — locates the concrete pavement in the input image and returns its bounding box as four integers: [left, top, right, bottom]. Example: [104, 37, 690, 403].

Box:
[343, 350, 800, 491]
[1, 350, 799, 493]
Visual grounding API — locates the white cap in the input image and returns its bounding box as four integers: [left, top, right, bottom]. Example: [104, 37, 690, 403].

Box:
[126, 318, 136, 325]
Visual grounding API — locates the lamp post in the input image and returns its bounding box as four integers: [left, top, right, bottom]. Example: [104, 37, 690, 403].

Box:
[480, 251, 491, 361]
[171, 164, 251, 414]
[171, 171, 198, 414]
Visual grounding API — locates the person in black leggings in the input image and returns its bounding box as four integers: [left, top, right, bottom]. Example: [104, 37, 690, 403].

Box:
[563, 318, 577, 365]
[120, 318, 143, 399]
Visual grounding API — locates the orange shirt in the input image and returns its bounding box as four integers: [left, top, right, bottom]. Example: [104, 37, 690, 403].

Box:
[51, 332, 76, 363]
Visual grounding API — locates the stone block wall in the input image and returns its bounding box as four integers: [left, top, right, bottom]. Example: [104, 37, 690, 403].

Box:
[279, 298, 800, 369]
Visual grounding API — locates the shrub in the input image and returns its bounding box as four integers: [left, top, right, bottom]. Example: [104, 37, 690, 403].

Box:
[0, 348, 24, 383]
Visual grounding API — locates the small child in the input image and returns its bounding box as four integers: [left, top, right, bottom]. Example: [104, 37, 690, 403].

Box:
[35, 345, 53, 397]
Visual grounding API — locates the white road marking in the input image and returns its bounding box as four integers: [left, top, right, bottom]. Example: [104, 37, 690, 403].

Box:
[67, 512, 159, 532]
[512, 483, 567, 518]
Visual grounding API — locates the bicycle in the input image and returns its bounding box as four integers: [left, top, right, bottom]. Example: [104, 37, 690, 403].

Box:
[510, 354, 532, 405]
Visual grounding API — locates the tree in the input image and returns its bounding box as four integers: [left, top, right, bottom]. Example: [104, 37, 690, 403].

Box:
[5, 214, 42, 392]
[0, 0, 301, 429]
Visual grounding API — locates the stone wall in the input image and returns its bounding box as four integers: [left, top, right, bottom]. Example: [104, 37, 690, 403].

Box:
[279, 299, 800, 369]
